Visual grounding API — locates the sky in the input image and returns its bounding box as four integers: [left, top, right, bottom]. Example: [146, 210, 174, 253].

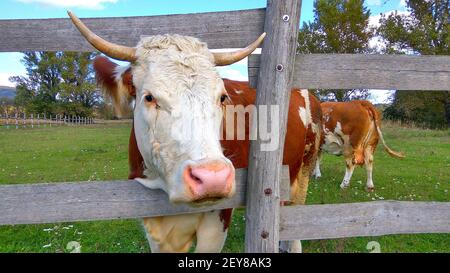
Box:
[0, 0, 408, 103]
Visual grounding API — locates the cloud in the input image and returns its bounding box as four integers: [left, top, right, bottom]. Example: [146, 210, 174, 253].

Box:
[399, 0, 407, 8]
[217, 67, 248, 81]
[16, 0, 118, 10]
[369, 36, 387, 52]
[368, 90, 395, 104]
[368, 10, 411, 52]
[369, 9, 410, 28]
[0, 73, 16, 87]
[366, 0, 382, 6]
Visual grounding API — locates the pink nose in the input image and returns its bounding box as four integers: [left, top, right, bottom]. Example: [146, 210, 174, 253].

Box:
[184, 161, 234, 200]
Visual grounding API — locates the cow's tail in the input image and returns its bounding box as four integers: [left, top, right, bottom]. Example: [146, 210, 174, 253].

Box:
[363, 101, 405, 159]
[375, 126, 405, 158]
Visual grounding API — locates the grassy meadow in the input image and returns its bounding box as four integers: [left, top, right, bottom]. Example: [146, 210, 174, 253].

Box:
[0, 122, 448, 253]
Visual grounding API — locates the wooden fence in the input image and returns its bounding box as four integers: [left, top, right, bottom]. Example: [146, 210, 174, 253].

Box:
[0, 113, 94, 128]
[248, 54, 450, 90]
[0, 0, 449, 253]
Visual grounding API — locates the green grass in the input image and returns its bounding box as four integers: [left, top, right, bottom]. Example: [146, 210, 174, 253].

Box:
[0, 123, 448, 253]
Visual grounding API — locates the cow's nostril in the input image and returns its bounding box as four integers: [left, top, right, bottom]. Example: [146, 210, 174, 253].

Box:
[189, 169, 203, 184]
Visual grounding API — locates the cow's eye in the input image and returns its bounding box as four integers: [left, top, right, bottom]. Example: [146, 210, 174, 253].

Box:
[220, 94, 228, 103]
[145, 94, 154, 102]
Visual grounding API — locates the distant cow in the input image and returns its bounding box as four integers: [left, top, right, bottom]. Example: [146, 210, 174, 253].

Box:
[313, 100, 404, 191]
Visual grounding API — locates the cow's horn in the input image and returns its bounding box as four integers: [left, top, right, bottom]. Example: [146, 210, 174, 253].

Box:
[213, 32, 266, 66]
[68, 11, 137, 62]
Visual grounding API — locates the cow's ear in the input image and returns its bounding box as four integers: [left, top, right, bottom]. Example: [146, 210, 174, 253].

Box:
[93, 56, 136, 117]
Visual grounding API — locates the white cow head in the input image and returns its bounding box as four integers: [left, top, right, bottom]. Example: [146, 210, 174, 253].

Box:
[69, 12, 265, 204]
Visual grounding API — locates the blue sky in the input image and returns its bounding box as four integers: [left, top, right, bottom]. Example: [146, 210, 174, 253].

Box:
[0, 0, 407, 103]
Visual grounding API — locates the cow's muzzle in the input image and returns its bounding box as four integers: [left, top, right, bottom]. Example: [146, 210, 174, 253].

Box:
[183, 160, 235, 201]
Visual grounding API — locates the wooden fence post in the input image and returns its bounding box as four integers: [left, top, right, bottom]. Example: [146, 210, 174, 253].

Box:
[245, 0, 302, 253]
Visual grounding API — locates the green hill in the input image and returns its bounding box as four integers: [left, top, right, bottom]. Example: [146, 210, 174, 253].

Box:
[0, 86, 16, 99]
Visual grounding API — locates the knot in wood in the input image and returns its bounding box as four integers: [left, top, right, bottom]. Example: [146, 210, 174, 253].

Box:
[264, 188, 272, 195]
[282, 15, 290, 22]
[276, 64, 284, 72]
[261, 230, 269, 239]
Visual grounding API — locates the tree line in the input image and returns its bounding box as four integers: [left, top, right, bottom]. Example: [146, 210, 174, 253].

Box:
[7, 52, 118, 119]
[298, 0, 448, 128]
[10, 52, 99, 117]
[6, 0, 449, 128]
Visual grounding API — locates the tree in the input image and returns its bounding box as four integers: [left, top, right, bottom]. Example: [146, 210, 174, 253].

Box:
[298, 0, 374, 101]
[10, 51, 99, 116]
[11, 52, 61, 114]
[378, 0, 449, 128]
[59, 52, 100, 117]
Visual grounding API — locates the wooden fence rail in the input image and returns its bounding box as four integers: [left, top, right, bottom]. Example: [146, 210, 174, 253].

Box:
[2, 174, 449, 242]
[248, 54, 450, 90]
[0, 9, 265, 52]
[280, 201, 450, 240]
[0, 167, 290, 226]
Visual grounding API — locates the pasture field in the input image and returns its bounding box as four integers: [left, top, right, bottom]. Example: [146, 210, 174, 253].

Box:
[0, 122, 448, 253]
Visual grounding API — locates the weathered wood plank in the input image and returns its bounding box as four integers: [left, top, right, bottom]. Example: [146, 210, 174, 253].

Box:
[245, 0, 302, 253]
[280, 201, 450, 240]
[0, 167, 289, 226]
[249, 54, 450, 90]
[0, 9, 265, 52]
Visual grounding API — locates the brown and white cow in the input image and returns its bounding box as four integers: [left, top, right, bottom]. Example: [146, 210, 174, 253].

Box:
[313, 100, 404, 191]
[69, 12, 322, 253]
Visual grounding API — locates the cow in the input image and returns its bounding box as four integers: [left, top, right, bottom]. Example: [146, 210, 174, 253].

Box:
[69, 11, 322, 253]
[313, 100, 404, 191]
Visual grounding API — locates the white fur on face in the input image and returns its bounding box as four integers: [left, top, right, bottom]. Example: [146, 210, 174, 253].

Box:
[129, 35, 233, 202]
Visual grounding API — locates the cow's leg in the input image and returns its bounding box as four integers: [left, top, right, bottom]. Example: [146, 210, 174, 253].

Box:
[280, 239, 302, 253]
[365, 146, 375, 192]
[291, 166, 311, 205]
[195, 210, 230, 253]
[292, 165, 313, 253]
[340, 158, 355, 189]
[281, 168, 310, 253]
[280, 175, 304, 253]
[282, 119, 322, 253]
[142, 214, 201, 253]
[281, 164, 314, 253]
[312, 151, 322, 179]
